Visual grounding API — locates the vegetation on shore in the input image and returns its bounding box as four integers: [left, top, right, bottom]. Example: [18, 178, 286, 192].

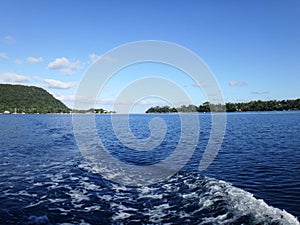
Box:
[0, 84, 115, 114]
[0, 84, 70, 113]
[145, 99, 300, 113]
[1, 84, 299, 114]
[71, 108, 116, 114]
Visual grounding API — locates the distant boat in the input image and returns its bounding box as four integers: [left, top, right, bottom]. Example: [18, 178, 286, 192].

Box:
[3, 110, 10, 114]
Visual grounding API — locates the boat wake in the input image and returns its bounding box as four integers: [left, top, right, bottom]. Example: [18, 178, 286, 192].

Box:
[1, 162, 299, 225]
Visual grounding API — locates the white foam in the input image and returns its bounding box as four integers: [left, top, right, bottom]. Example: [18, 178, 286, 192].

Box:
[24, 200, 46, 208]
[138, 193, 163, 199]
[181, 192, 199, 199]
[138, 186, 159, 194]
[97, 194, 112, 202]
[111, 202, 138, 212]
[69, 189, 90, 203]
[83, 205, 101, 212]
[48, 198, 66, 203]
[69, 176, 79, 181]
[79, 180, 100, 191]
[50, 173, 64, 183]
[55, 207, 73, 215]
[112, 212, 132, 220]
[9, 190, 38, 197]
[162, 183, 180, 192]
[226, 184, 300, 224]
[143, 203, 174, 224]
[201, 177, 300, 225]
[178, 210, 190, 219]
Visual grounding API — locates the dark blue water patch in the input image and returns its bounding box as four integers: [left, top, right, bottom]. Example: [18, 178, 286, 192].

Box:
[96, 114, 181, 166]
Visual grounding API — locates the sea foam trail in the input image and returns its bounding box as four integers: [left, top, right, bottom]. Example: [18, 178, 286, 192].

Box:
[1, 163, 299, 224]
[82, 163, 299, 225]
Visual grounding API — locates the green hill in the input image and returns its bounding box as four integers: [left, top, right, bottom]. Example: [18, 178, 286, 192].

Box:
[0, 84, 70, 113]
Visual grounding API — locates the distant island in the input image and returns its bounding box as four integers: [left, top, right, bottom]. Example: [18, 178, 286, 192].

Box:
[145, 99, 300, 113]
[0, 84, 114, 114]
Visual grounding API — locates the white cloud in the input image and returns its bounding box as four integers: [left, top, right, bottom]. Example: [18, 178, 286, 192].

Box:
[0, 52, 8, 59]
[48, 57, 81, 74]
[252, 90, 268, 95]
[0, 72, 30, 83]
[27, 56, 43, 63]
[229, 80, 247, 87]
[44, 78, 78, 89]
[48, 57, 70, 69]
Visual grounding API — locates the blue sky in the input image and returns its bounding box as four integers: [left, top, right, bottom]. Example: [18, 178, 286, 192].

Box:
[0, 0, 299, 112]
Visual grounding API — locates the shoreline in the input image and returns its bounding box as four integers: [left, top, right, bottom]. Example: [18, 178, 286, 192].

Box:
[1, 109, 299, 115]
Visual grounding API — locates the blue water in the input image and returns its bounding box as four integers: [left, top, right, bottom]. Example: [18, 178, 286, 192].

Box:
[0, 112, 299, 224]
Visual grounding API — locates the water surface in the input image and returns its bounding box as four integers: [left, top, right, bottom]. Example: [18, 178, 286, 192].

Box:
[0, 112, 299, 224]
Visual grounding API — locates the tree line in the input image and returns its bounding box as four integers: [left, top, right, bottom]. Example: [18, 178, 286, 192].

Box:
[71, 108, 116, 114]
[145, 99, 300, 113]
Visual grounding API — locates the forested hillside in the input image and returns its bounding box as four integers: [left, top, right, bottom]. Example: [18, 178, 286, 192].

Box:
[0, 84, 70, 113]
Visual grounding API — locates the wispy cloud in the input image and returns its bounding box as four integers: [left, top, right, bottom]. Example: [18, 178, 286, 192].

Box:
[48, 57, 81, 75]
[55, 94, 76, 102]
[193, 82, 206, 88]
[252, 90, 268, 95]
[54, 95, 109, 109]
[89, 54, 116, 64]
[68, 96, 115, 105]
[52, 94, 76, 108]
[229, 80, 247, 87]
[0, 52, 8, 59]
[60, 68, 75, 76]
[54, 95, 116, 109]
[0, 72, 30, 83]
[27, 56, 43, 63]
[15, 59, 23, 65]
[61, 96, 189, 111]
[3, 35, 15, 44]
[89, 53, 101, 63]
[44, 78, 78, 89]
